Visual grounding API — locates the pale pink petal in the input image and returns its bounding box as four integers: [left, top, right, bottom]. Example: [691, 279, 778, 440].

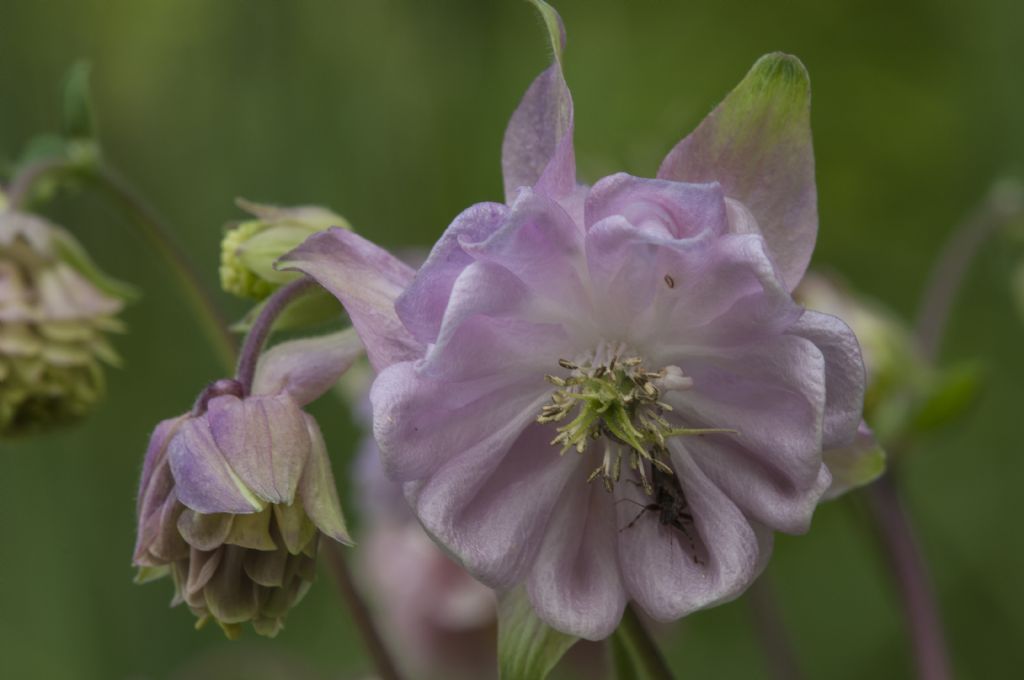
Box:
[658, 54, 816, 290]
[617, 446, 761, 621]
[252, 329, 364, 406]
[527, 469, 626, 640]
[280, 228, 422, 371]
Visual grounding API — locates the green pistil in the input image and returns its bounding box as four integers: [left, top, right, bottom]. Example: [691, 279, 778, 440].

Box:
[538, 353, 735, 494]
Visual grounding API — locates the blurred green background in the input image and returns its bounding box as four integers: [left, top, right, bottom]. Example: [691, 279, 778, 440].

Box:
[2, 0, 1022, 678]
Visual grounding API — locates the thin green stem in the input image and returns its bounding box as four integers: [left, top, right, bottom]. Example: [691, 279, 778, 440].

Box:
[615, 604, 675, 680]
[87, 164, 238, 370]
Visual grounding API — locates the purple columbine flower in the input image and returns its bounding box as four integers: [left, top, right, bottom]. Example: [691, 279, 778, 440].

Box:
[132, 330, 361, 638]
[282, 5, 869, 639]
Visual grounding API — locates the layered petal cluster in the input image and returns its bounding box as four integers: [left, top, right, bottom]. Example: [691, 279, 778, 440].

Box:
[283, 4, 870, 639]
[0, 204, 131, 436]
[133, 330, 361, 637]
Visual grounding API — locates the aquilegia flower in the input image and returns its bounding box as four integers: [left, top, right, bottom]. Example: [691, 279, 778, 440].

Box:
[133, 330, 361, 637]
[0, 198, 131, 436]
[282, 4, 869, 639]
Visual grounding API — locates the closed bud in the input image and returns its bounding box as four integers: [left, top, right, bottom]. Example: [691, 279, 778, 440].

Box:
[220, 199, 350, 300]
[134, 330, 363, 637]
[0, 201, 132, 436]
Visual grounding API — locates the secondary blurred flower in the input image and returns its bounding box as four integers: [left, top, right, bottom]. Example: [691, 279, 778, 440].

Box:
[220, 198, 350, 300]
[283, 5, 869, 639]
[0, 197, 132, 436]
[133, 330, 362, 638]
[357, 443, 498, 679]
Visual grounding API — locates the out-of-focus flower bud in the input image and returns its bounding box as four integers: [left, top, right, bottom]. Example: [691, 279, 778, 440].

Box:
[220, 199, 350, 300]
[133, 330, 363, 638]
[0, 201, 132, 436]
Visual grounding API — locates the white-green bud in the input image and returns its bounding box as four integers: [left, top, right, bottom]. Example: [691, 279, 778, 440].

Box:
[220, 199, 350, 300]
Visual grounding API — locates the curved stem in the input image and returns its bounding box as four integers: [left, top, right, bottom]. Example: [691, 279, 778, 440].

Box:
[6, 157, 238, 371]
[747, 577, 804, 680]
[324, 541, 404, 680]
[616, 603, 675, 680]
[235, 277, 316, 392]
[865, 473, 951, 680]
[87, 164, 238, 370]
[915, 179, 1024, 361]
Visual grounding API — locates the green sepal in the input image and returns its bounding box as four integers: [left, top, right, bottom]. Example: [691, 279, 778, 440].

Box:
[231, 287, 343, 333]
[909, 361, 985, 434]
[525, 0, 565, 64]
[498, 586, 579, 680]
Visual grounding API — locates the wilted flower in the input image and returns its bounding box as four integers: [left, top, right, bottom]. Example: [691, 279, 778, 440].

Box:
[220, 198, 350, 300]
[133, 330, 362, 638]
[0, 198, 131, 436]
[283, 4, 870, 639]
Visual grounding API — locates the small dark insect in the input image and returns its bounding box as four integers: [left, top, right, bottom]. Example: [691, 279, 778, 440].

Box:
[621, 467, 702, 564]
[664, 274, 675, 288]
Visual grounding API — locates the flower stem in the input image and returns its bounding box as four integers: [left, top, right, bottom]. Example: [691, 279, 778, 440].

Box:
[324, 540, 404, 680]
[864, 472, 951, 680]
[234, 277, 317, 392]
[615, 603, 675, 680]
[915, 178, 1024, 361]
[87, 164, 239, 371]
[746, 577, 804, 680]
[6, 157, 239, 371]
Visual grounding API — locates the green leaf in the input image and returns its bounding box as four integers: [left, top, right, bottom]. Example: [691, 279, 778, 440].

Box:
[910, 361, 985, 433]
[61, 61, 96, 141]
[498, 587, 579, 680]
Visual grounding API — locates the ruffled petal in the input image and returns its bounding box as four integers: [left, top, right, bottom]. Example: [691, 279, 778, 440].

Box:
[205, 394, 310, 506]
[686, 435, 831, 534]
[462, 190, 587, 314]
[527, 468, 626, 640]
[787, 310, 866, 449]
[372, 360, 552, 482]
[405, 423, 579, 589]
[395, 202, 508, 345]
[666, 333, 827, 497]
[252, 328, 364, 406]
[584, 174, 729, 240]
[501, 1, 575, 202]
[280, 228, 421, 371]
[617, 445, 761, 621]
[658, 53, 816, 290]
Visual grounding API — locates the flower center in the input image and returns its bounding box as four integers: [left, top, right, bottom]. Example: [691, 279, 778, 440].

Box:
[538, 342, 733, 495]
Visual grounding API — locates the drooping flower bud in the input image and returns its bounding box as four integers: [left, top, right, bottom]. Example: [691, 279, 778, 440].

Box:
[220, 199, 350, 300]
[133, 330, 363, 638]
[0, 200, 132, 436]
